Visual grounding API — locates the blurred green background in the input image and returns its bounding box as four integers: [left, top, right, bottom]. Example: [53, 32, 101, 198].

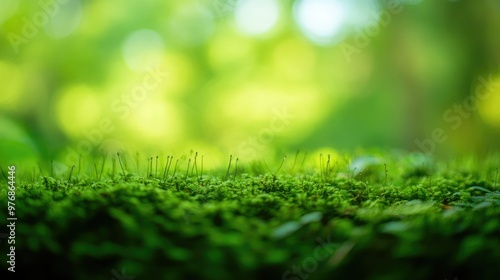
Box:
[1, 0, 500, 169]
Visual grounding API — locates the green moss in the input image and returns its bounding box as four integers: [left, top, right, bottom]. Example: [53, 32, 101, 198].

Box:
[1, 153, 499, 279]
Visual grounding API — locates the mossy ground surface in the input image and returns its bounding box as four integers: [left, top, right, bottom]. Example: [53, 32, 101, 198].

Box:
[1, 152, 500, 279]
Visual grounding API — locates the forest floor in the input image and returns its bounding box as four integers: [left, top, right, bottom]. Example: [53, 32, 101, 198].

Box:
[1, 152, 499, 279]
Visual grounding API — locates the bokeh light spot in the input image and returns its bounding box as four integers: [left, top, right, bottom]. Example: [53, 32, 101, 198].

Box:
[235, 0, 280, 36]
[168, 3, 215, 46]
[0, 61, 22, 107]
[128, 99, 183, 142]
[210, 81, 333, 151]
[45, 0, 83, 38]
[293, 0, 347, 45]
[122, 29, 165, 72]
[478, 75, 500, 127]
[56, 85, 103, 137]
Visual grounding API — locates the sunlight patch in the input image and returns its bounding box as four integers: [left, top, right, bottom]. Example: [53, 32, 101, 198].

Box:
[293, 0, 347, 45]
[0, 61, 22, 107]
[235, 0, 280, 36]
[128, 100, 183, 142]
[478, 75, 500, 127]
[56, 85, 103, 137]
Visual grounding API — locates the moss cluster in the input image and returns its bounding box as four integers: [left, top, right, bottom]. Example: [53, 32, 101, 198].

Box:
[1, 153, 499, 279]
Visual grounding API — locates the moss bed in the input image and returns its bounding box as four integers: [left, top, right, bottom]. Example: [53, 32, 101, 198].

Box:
[1, 153, 499, 279]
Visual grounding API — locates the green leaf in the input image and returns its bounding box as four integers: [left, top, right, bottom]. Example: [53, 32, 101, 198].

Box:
[299, 211, 323, 224]
[272, 221, 302, 239]
[0, 115, 38, 163]
[468, 186, 492, 193]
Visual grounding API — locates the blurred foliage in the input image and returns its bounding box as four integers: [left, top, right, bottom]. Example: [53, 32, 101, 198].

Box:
[1, 0, 500, 167]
